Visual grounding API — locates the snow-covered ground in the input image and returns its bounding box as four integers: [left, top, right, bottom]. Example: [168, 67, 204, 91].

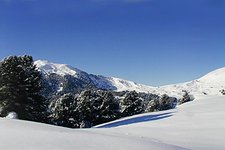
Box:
[1, 95, 224, 150]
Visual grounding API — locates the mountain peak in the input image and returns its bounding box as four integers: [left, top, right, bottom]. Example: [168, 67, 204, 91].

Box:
[35, 60, 81, 77]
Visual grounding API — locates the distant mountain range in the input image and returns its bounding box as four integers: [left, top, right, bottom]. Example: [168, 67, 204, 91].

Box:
[35, 60, 225, 98]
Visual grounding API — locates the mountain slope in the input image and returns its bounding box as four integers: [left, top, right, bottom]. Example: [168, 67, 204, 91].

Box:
[157, 67, 225, 97]
[35, 60, 225, 97]
[35, 60, 155, 95]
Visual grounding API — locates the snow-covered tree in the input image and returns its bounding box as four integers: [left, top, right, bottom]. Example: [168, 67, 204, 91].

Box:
[120, 91, 144, 117]
[179, 90, 193, 104]
[145, 98, 160, 112]
[159, 94, 177, 110]
[49, 93, 79, 128]
[49, 89, 120, 128]
[76, 89, 120, 128]
[0, 55, 46, 121]
[94, 90, 120, 125]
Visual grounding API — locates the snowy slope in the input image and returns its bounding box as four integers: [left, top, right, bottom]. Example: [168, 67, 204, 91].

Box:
[0, 119, 187, 150]
[1, 95, 225, 150]
[157, 67, 225, 97]
[35, 60, 225, 97]
[95, 95, 225, 150]
[35, 60, 82, 77]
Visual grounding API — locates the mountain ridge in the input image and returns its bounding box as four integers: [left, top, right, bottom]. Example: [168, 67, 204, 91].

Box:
[34, 60, 225, 97]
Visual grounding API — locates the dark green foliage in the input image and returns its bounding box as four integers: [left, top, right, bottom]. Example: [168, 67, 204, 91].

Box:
[144, 93, 177, 112]
[49, 89, 120, 128]
[49, 90, 177, 128]
[159, 94, 177, 110]
[120, 91, 144, 117]
[76, 90, 120, 128]
[220, 89, 225, 95]
[0, 55, 46, 121]
[145, 99, 160, 112]
[41, 73, 64, 98]
[49, 93, 79, 128]
[179, 90, 193, 104]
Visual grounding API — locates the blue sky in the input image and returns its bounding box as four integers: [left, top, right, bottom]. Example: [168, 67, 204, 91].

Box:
[0, 0, 225, 86]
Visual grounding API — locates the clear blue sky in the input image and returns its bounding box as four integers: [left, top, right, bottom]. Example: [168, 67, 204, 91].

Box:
[0, 0, 225, 86]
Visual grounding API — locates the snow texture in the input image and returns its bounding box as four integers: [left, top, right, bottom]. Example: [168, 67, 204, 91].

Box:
[5, 112, 18, 119]
[35, 60, 81, 77]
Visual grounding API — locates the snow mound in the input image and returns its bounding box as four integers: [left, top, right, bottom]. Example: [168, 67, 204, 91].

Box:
[0, 118, 188, 150]
[5, 112, 18, 119]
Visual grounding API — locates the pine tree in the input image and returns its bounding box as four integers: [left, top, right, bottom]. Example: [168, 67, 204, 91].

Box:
[49, 93, 79, 128]
[121, 91, 144, 117]
[76, 89, 120, 128]
[0, 55, 46, 121]
[159, 94, 177, 110]
[179, 90, 192, 104]
[93, 90, 120, 125]
[145, 98, 160, 112]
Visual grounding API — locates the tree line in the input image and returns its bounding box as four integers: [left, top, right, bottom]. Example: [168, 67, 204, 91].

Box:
[0, 55, 192, 128]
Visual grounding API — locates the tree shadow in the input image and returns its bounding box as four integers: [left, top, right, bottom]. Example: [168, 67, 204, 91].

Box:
[96, 112, 173, 128]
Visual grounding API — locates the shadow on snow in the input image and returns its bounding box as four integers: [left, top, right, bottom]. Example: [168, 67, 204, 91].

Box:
[96, 112, 173, 128]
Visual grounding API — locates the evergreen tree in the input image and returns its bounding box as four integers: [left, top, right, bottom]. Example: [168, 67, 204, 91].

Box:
[76, 89, 120, 128]
[0, 55, 46, 121]
[145, 98, 160, 112]
[179, 90, 192, 104]
[159, 94, 177, 110]
[93, 90, 120, 125]
[75, 90, 97, 128]
[120, 91, 144, 117]
[49, 93, 79, 128]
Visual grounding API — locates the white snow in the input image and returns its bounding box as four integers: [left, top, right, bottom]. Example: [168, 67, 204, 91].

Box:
[34, 60, 81, 77]
[1, 95, 225, 150]
[5, 112, 18, 119]
[107, 77, 155, 92]
[156, 67, 225, 97]
[96, 95, 225, 150]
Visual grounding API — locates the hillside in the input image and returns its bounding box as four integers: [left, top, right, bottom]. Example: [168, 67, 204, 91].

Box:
[1, 95, 224, 150]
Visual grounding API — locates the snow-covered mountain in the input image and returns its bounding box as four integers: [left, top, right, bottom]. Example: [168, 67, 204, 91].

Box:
[34, 60, 155, 95]
[35, 60, 225, 97]
[156, 67, 225, 97]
